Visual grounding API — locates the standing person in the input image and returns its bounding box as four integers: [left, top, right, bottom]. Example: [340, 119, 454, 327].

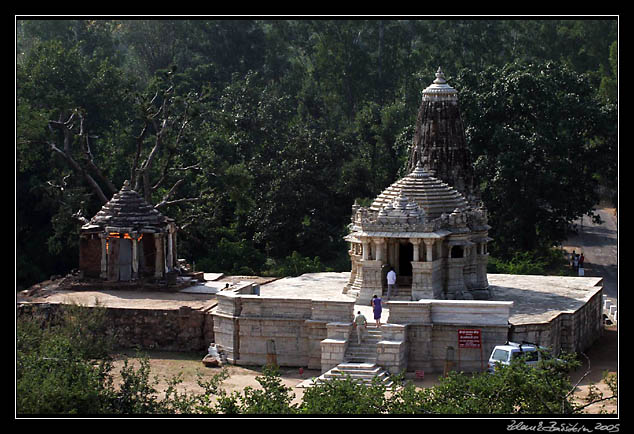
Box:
[371, 294, 382, 327]
[386, 267, 398, 299]
[578, 253, 585, 276]
[354, 311, 367, 344]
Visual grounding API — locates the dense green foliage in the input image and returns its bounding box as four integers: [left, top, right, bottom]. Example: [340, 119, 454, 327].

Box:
[16, 19, 617, 290]
[17, 307, 616, 415]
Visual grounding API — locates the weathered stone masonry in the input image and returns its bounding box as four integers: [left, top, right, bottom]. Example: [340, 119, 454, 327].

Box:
[17, 302, 215, 353]
[212, 292, 355, 370]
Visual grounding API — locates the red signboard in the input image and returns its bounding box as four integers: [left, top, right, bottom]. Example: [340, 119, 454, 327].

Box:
[458, 329, 481, 349]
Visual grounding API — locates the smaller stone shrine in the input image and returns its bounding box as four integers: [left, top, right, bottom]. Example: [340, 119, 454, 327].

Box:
[79, 180, 178, 282]
[344, 163, 491, 304]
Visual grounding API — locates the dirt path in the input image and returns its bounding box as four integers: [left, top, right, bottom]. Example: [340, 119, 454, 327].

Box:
[110, 323, 617, 415]
[563, 207, 618, 302]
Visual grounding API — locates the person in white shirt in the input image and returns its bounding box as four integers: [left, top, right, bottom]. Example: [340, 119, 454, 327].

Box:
[354, 311, 367, 344]
[386, 267, 397, 299]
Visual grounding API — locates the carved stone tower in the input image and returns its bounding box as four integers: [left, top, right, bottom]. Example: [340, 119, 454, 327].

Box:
[344, 68, 491, 303]
[407, 67, 475, 199]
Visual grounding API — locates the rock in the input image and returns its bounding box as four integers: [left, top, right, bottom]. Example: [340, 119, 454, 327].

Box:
[202, 354, 222, 367]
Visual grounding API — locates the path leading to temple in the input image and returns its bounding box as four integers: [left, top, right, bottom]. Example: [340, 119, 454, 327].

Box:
[563, 206, 618, 303]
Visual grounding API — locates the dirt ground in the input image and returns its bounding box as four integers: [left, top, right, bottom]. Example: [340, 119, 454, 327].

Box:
[109, 324, 617, 414]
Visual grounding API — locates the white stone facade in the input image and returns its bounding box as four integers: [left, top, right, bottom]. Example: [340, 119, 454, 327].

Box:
[344, 163, 491, 304]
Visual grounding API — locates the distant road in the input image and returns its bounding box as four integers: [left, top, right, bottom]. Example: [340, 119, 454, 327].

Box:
[563, 207, 618, 302]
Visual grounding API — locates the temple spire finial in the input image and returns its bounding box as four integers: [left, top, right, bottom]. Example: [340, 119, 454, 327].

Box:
[433, 67, 447, 85]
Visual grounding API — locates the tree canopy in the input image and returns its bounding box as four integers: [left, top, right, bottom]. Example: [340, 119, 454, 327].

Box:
[16, 18, 618, 290]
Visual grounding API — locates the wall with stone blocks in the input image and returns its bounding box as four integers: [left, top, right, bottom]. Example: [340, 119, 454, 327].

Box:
[377, 324, 408, 374]
[387, 299, 513, 373]
[212, 293, 355, 370]
[17, 302, 215, 353]
[509, 289, 603, 355]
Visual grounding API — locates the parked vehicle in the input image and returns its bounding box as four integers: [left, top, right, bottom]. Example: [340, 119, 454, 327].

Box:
[487, 341, 546, 373]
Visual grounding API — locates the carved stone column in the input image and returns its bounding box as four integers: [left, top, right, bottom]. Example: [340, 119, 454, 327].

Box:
[410, 238, 422, 262]
[424, 239, 435, 262]
[375, 238, 385, 262]
[362, 239, 370, 260]
[154, 233, 164, 279]
[99, 233, 108, 279]
[131, 233, 139, 279]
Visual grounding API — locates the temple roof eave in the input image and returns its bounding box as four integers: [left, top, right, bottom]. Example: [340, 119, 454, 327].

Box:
[345, 229, 452, 242]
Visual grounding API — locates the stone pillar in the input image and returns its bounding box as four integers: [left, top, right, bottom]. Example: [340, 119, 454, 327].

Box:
[357, 260, 383, 305]
[167, 228, 174, 271]
[424, 239, 435, 262]
[375, 238, 385, 262]
[154, 233, 164, 278]
[446, 243, 466, 299]
[131, 234, 139, 279]
[99, 233, 108, 279]
[362, 239, 370, 260]
[388, 240, 395, 268]
[474, 241, 490, 293]
[410, 238, 422, 262]
[411, 261, 433, 300]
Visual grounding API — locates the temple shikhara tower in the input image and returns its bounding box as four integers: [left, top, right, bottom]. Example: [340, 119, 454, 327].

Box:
[345, 68, 490, 304]
[407, 67, 475, 199]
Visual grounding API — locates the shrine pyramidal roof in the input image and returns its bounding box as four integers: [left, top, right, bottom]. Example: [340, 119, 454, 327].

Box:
[370, 163, 468, 220]
[81, 180, 173, 234]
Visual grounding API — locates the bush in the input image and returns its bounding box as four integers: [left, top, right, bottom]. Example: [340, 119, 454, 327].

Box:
[195, 237, 266, 275]
[262, 251, 329, 277]
[16, 306, 114, 414]
[488, 248, 569, 275]
[298, 374, 388, 414]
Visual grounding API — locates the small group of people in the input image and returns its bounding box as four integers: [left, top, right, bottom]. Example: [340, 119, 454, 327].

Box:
[353, 294, 383, 344]
[570, 250, 585, 276]
[353, 267, 397, 344]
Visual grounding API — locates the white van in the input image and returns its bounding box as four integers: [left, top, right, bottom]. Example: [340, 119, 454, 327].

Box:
[487, 342, 542, 373]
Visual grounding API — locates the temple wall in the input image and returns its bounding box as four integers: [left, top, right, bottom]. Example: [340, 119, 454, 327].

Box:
[387, 300, 513, 373]
[16, 302, 215, 353]
[508, 288, 604, 355]
[212, 293, 355, 370]
[17, 276, 603, 375]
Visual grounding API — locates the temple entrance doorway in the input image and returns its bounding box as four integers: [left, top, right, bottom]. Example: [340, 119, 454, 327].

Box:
[399, 242, 413, 277]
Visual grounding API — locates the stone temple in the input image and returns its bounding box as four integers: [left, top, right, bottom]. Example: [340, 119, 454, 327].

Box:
[344, 68, 490, 305]
[78, 180, 178, 282]
[18, 68, 606, 382]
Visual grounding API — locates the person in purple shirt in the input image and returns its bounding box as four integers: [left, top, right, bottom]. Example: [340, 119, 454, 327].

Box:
[371, 294, 382, 327]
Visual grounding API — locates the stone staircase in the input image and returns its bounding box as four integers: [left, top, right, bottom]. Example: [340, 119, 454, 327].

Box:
[346, 324, 381, 362]
[312, 325, 394, 388]
[317, 362, 394, 388]
[382, 285, 412, 301]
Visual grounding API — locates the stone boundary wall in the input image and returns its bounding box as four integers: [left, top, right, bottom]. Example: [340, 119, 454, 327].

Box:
[386, 299, 513, 373]
[509, 288, 604, 355]
[17, 302, 215, 353]
[17, 279, 604, 374]
[211, 292, 356, 370]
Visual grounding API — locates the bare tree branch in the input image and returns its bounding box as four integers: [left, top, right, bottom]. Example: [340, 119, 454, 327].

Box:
[132, 123, 149, 191]
[154, 196, 201, 209]
[77, 112, 117, 196]
[47, 112, 109, 204]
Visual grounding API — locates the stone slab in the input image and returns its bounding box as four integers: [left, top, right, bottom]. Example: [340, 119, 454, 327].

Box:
[21, 272, 603, 329]
[487, 274, 603, 325]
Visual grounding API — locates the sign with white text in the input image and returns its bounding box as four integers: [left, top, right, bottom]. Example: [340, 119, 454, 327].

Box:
[458, 329, 482, 349]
